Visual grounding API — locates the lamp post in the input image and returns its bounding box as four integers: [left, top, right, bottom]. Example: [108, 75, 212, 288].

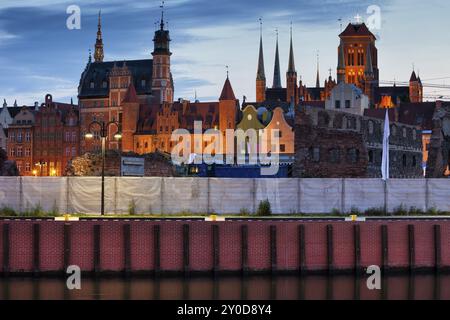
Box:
[85, 120, 122, 216]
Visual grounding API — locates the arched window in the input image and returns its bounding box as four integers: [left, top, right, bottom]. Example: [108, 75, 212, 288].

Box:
[412, 156, 417, 167]
[402, 154, 407, 167]
[368, 121, 374, 135]
[329, 148, 340, 163]
[368, 150, 374, 163]
[347, 148, 360, 164]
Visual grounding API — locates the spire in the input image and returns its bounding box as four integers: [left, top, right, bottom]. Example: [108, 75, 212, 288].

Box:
[287, 23, 296, 73]
[410, 70, 418, 82]
[337, 39, 346, 83]
[364, 43, 373, 75]
[160, 0, 165, 30]
[316, 51, 320, 88]
[220, 75, 236, 101]
[256, 18, 266, 81]
[3, 99, 6, 108]
[272, 29, 282, 89]
[13, 100, 17, 107]
[70, 97, 74, 105]
[94, 10, 104, 63]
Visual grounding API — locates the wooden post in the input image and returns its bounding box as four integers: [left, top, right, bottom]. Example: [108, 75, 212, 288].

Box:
[298, 225, 306, 274]
[154, 225, 160, 275]
[33, 224, 40, 275]
[354, 224, 361, 274]
[434, 225, 441, 273]
[327, 225, 333, 274]
[183, 224, 190, 275]
[93, 225, 101, 274]
[212, 225, 219, 274]
[408, 224, 415, 273]
[241, 225, 248, 275]
[381, 225, 388, 272]
[2, 224, 10, 275]
[123, 224, 131, 275]
[270, 225, 277, 274]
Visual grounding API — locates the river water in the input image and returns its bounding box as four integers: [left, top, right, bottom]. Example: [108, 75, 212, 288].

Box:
[0, 274, 449, 300]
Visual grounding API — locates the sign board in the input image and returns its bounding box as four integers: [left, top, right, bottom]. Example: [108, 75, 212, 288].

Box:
[121, 157, 145, 177]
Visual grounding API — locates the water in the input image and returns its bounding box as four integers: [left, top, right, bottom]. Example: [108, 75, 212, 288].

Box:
[0, 274, 448, 300]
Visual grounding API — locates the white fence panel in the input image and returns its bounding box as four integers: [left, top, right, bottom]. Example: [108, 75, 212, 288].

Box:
[116, 177, 162, 214]
[0, 177, 21, 211]
[300, 179, 342, 214]
[162, 178, 208, 214]
[387, 179, 427, 212]
[428, 179, 450, 212]
[68, 177, 115, 214]
[209, 178, 254, 214]
[256, 179, 298, 214]
[344, 179, 385, 212]
[22, 177, 68, 213]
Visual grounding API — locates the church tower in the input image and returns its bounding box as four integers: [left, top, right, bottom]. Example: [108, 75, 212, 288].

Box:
[409, 70, 423, 103]
[219, 73, 237, 155]
[94, 11, 104, 63]
[256, 20, 266, 103]
[286, 25, 298, 104]
[152, 5, 173, 103]
[272, 31, 282, 89]
[364, 43, 375, 105]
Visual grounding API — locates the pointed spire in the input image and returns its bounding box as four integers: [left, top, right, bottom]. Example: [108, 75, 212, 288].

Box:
[256, 18, 266, 81]
[13, 100, 17, 107]
[220, 75, 236, 101]
[410, 70, 418, 82]
[364, 44, 373, 75]
[94, 10, 104, 62]
[70, 97, 74, 105]
[287, 23, 296, 73]
[316, 51, 320, 88]
[3, 99, 6, 108]
[272, 29, 282, 89]
[160, 0, 165, 30]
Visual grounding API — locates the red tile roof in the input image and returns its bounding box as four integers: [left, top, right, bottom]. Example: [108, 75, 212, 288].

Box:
[339, 23, 375, 39]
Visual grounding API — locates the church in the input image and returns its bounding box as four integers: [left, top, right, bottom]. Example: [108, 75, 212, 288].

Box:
[253, 21, 424, 109]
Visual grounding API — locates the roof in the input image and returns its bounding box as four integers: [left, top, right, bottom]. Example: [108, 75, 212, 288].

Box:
[307, 87, 324, 101]
[78, 60, 153, 99]
[410, 71, 418, 82]
[123, 82, 139, 104]
[0, 106, 22, 118]
[265, 88, 286, 102]
[219, 77, 236, 101]
[339, 23, 376, 39]
[242, 100, 291, 113]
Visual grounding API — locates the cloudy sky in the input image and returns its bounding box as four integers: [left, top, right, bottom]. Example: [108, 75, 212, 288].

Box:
[0, 0, 449, 105]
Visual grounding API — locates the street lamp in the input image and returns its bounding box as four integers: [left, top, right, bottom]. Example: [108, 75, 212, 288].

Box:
[34, 160, 47, 176]
[85, 120, 122, 216]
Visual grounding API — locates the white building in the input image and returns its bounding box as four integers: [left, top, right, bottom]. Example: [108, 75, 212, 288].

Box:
[325, 82, 369, 116]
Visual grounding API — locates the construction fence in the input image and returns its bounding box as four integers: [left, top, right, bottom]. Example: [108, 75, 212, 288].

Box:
[0, 177, 449, 215]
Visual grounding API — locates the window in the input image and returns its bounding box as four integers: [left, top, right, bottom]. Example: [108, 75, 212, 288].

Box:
[25, 163, 30, 172]
[9, 132, 14, 142]
[309, 147, 320, 162]
[141, 79, 146, 87]
[17, 132, 22, 143]
[25, 148, 30, 157]
[280, 144, 286, 152]
[368, 150, 374, 163]
[413, 130, 417, 140]
[335, 100, 341, 109]
[402, 154, 407, 167]
[72, 147, 76, 157]
[25, 131, 31, 142]
[402, 127, 407, 138]
[10, 148, 15, 157]
[144, 142, 148, 148]
[102, 81, 107, 89]
[90, 81, 95, 89]
[72, 132, 77, 142]
[66, 147, 70, 156]
[329, 148, 340, 163]
[65, 132, 70, 142]
[17, 146, 23, 157]
[412, 156, 417, 167]
[345, 100, 351, 109]
[368, 121, 374, 135]
[347, 148, 360, 164]
[136, 142, 140, 149]
[391, 125, 397, 136]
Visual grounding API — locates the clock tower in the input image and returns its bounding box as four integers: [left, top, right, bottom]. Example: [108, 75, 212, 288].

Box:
[152, 5, 173, 103]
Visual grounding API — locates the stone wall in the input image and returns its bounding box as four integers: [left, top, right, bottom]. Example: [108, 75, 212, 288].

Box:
[64, 150, 177, 177]
[294, 107, 423, 178]
[426, 103, 450, 178]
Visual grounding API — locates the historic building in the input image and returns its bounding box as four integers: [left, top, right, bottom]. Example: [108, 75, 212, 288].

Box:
[253, 22, 423, 109]
[6, 95, 79, 176]
[78, 11, 174, 154]
[294, 106, 423, 178]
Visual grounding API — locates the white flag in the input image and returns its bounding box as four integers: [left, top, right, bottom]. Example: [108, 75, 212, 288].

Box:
[381, 110, 390, 180]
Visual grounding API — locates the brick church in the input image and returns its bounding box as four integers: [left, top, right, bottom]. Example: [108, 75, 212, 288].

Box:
[78, 11, 238, 155]
[253, 22, 424, 108]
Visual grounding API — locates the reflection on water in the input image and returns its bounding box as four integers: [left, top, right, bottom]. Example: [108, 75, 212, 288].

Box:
[0, 274, 449, 300]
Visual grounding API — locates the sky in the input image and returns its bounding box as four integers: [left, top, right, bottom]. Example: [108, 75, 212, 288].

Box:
[0, 0, 449, 105]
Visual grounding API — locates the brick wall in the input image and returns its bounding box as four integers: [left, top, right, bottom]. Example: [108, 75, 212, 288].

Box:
[1, 220, 450, 274]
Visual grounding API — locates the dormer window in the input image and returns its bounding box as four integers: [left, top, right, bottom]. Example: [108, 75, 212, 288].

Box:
[102, 81, 107, 89]
[141, 79, 146, 87]
[90, 81, 95, 89]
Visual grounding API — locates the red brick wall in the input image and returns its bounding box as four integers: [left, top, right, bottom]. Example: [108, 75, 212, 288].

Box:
[1, 220, 450, 274]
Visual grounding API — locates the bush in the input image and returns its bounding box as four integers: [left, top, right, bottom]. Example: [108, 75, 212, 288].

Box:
[257, 199, 272, 216]
[392, 205, 408, 216]
[349, 206, 361, 215]
[0, 206, 17, 217]
[239, 208, 251, 216]
[364, 207, 386, 216]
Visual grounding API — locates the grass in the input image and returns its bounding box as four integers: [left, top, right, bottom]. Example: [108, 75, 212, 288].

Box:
[0, 205, 449, 218]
